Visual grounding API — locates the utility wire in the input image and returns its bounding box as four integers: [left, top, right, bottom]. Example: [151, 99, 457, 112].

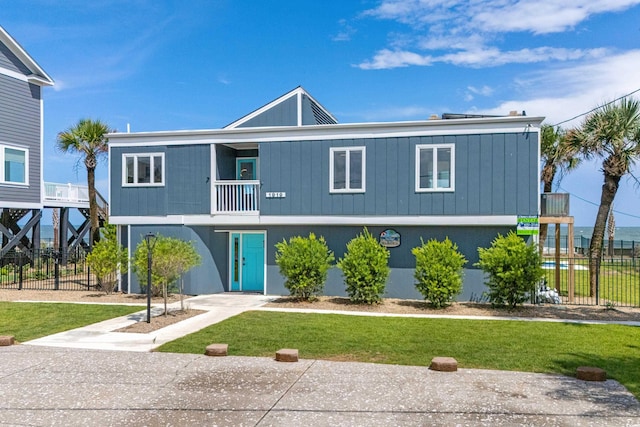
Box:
[551, 87, 640, 127]
[557, 185, 640, 219]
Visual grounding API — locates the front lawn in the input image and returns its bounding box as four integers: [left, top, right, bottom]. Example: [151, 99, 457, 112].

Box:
[158, 311, 640, 399]
[0, 302, 143, 342]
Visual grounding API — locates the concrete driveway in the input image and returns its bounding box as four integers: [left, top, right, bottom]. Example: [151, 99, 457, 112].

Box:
[1, 345, 639, 426]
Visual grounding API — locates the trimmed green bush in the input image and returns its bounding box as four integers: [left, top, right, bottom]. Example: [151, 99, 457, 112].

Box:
[475, 231, 544, 308]
[338, 228, 390, 304]
[413, 238, 467, 308]
[275, 233, 335, 300]
[86, 223, 128, 294]
[133, 235, 201, 298]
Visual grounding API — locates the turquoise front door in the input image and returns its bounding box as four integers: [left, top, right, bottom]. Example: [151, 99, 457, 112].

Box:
[230, 232, 265, 292]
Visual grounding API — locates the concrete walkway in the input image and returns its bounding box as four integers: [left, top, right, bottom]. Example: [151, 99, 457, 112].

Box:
[23, 293, 640, 352]
[6, 294, 640, 425]
[1, 346, 639, 426]
[24, 293, 276, 352]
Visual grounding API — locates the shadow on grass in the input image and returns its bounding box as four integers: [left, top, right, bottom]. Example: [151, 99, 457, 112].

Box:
[550, 352, 640, 404]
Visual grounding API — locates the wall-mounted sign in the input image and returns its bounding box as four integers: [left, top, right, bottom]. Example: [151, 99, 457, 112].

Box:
[379, 229, 401, 248]
[517, 216, 539, 235]
[265, 192, 286, 198]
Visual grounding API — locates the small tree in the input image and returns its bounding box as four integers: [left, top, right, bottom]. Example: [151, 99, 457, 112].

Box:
[412, 238, 467, 308]
[86, 223, 128, 294]
[337, 228, 390, 304]
[133, 235, 201, 314]
[475, 231, 544, 308]
[275, 233, 334, 301]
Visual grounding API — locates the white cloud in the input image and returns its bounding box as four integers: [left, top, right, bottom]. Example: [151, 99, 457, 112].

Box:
[359, 49, 433, 69]
[365, 0, 640, 34]
[359, 0, 640, 69]
[467, 85, 493, 96]
[477, 50, 640, 126]
[358, 46, 606, 69]
[332, 19, 357, 42]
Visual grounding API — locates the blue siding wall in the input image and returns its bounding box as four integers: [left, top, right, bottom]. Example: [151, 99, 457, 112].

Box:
[260, 132, 538, 217]
[127, 224, 508, 300]
[264, 224, 509, 300]
[237, 96, 298, 127]
[0, 41, 30, 74]
[111, 144, 210, 216]
[0, 74, 41, 204]
[127, 225, 227, 295]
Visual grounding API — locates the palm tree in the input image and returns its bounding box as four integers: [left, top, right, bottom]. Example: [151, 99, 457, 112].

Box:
[539, 124, 581, 249]
[56, 119, 112, 246]
[566, 98, 640, 296]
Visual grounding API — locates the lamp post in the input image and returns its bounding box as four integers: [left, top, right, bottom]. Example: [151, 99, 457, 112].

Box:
[144, 233, 157, 323]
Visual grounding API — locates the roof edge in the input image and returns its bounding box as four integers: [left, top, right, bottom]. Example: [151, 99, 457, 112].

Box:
[0, 25, 54, 86]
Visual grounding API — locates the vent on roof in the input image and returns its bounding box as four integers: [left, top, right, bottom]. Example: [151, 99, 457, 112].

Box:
[310, 99, 337, 125]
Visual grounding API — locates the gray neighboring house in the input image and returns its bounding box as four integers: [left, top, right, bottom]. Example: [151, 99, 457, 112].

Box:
[0, 25, 54, 254]
[108, 86, 543, 300]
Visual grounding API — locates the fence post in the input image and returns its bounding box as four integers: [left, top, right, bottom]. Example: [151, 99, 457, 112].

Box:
[18, 261, 23, 290]
[54, 252, 60, 291]
[87, 266, 91, 291]
[595, 256, 600, 306]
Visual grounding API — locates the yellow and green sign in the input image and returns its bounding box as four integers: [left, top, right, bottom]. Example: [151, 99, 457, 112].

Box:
[517, 216, 539, 235]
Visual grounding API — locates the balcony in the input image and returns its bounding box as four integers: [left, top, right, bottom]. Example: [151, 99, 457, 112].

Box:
[43, 182, 89, 205]
[541, 193, 570, 217]
[214, 181, 260, 214]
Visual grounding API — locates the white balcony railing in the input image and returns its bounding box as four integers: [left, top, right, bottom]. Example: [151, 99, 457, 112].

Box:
[43, 182, 89, 204]
[214, 181, 260, 213]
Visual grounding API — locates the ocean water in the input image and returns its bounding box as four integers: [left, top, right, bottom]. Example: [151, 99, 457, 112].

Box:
[543, 226, 640, 250]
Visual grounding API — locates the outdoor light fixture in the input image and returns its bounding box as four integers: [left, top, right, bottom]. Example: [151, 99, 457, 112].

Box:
[144, 233, 157, 323]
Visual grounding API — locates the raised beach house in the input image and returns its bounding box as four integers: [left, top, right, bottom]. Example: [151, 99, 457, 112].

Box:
[108, 87, 542, 299]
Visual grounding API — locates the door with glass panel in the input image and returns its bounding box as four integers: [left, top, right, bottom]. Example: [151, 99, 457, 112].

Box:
[230, 232, 265, 293]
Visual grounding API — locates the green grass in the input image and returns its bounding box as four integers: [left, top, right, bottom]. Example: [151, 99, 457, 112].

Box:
[0, 302, 142, 342]
[158, 311, 640, 399]
[543, 258, 640, 306]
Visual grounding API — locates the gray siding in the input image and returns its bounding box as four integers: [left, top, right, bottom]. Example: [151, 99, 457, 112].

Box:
[0, 41, 30, 74]
[260, 132, 538, 217]
[0, 74, 41, 204]
[264, 224, 509, 299]
[110, 144, 210, 216]
[126, 224, 506, 300]
[126, 225, 227, 295]
[238, 96, 297, 127]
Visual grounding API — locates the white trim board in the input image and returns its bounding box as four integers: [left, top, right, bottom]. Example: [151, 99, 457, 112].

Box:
[108, 117, 543, 148]
[108, 214, 519, 227]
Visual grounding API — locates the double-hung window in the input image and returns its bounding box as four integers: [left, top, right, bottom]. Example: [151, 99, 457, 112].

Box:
[0, 145, 28, 185]
[415, 144, 454, 192]
[330, 147, 365, 193]
[123, 153, 164, 186]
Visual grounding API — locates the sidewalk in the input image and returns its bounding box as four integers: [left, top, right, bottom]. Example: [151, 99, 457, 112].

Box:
[1, 346, 639, 426]
[8, 293, 640, 425]
[23, 293, 640, 352]
[24, 293, 276, 352]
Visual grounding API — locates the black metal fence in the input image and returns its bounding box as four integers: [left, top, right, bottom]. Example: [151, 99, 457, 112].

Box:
[0, 248, 96, 291]
[541, 256, 640, 307]
[543, 236, 639, 259]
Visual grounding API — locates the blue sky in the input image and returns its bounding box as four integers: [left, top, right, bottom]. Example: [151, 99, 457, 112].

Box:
[3, 0, 640, 226]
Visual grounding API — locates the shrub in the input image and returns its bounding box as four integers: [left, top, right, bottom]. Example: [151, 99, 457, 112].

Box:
[86, 223, 128, 294]
[133, 235, 201, 304]
[412, 238, 467, 308]
[275, 233, 334, 301]
[338, 228, 390, 304]
[475, 231, 544, 308]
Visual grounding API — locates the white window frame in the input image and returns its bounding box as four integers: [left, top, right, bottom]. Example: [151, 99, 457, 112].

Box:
[0, 144, 29, 186]
[122, 153, 165, 187]
[415, 144, 455, 192]
[329, 146, 366, 193]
